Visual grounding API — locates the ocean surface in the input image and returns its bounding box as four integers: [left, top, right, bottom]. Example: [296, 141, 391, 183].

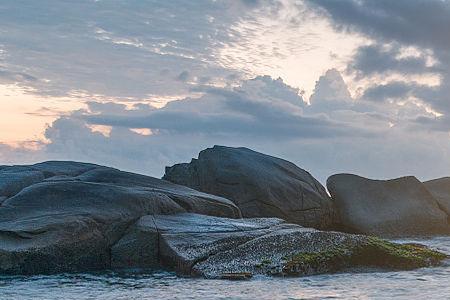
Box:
[1, 237, 450, 300]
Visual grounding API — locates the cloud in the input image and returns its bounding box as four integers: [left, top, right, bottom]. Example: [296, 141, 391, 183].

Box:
[361, 81, 439, 104]
[2, 71, 439, 184]
[306, 0, 450, 50]
[349, 44, 438, 77]
[307, 0, 450, 118]
[0, 142, 46, 165]
[0, 68, 38, 84]
[176, 71, 190, 82]
[3, 1, 450, 185]
[308, 69, 353, 112]
[0, 1, 272, 99]
[78, 76, 362, 139]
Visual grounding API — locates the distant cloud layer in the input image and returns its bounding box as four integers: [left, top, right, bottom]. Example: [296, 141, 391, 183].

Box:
[3, 70, 444, 183]
[1, 0, 450, 183]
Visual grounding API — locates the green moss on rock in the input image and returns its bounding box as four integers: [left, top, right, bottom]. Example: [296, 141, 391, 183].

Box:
[355, 237, 448, 269]
[282, 237, 448, 276]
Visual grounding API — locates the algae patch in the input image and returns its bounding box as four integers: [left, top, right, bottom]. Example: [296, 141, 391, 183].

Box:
[282, 237, 448, 276]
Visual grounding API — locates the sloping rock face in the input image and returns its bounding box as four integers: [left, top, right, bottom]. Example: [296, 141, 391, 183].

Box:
[424, 177, 450, 215]
[0, 161, 240, 275]
[113, 213, 447, 279]
[0, 168, 45, 198]
[163, 146, 335, 229]
[327, 174, 450, 237]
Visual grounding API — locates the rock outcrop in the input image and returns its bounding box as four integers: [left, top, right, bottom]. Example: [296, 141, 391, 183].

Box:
[112, 213, 447, 279]
[0, 161, 240, 275]
[163, 146, 335, 229]
[327, 174, 450, 237]
[424, 177, 450, 215]
[0, 161, 447, 277]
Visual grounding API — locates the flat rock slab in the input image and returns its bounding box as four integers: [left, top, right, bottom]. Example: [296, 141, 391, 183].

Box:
[112, 213, 447, 279]
[164, 145, 335, 229]
[327, 174, 450, 237]
[111, 213, 284, 270]
[0, 161, 240, 275]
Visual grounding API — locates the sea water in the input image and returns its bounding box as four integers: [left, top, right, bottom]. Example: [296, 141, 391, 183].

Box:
[1, 237, 450, 300]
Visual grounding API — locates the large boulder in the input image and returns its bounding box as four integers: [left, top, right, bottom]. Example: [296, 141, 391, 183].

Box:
[1, 161, 446, 277]
[163, 145, 335, 229]
[0, 167, 45, 198]
[0, 161, 240, 275]
[424, 177, 450, 215]
[327, 174, 450, 237]
[112, 213, 447, 279]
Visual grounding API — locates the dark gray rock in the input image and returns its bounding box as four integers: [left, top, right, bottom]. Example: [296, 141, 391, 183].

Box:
[163, 145, 335, 229]
[111, 213, 282, 270]
[0, 168, 45, 198]
[31, 161, 99, 177]
[327, 174, 450, 237]
[74, 167, 240, 218]
[1, 161, 446, 277]
[424, 177, 450, 215]
[0, 161, 100, 199]
[113, 213, 447, 279]
[0, 162, 241, 275]
[111, 215, 160, 269]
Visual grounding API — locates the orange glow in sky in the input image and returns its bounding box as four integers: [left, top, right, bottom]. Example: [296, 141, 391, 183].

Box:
[0, 84, 84, 146]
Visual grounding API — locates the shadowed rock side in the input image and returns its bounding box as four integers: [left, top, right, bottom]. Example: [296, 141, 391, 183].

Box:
[327, 174, 450, 237]
[163, 145, 335, 229]
[424, 177, 450, 215]
[0, 161, 240, 275]
[112, 213, 447, 279]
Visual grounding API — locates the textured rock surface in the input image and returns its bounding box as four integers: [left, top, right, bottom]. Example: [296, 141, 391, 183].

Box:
[163, 145, 335, 229]
[115, 213, 447, 279]
[0, 168, 45, 197]
[1, 160, 447, 277]
[327, 174, 450, 237]
[0, 161, 240, 275]
[424, 177, 450, 215]
[112, 213, 283, 271]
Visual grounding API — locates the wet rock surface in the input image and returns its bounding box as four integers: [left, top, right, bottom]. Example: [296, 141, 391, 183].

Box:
[115, 213, 447, 279]
[164, 145, 335, 229]
[0, 161, 240, 275]
[327, 174, 450, 237]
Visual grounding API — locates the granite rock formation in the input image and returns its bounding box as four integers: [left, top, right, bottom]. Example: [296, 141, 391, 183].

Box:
[0, 161, 240, 274]
[164, 146, 335, 229]
[327, 174, 450, 236]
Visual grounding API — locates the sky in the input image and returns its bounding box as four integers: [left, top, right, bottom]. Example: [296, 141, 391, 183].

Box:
[1, 0, 450, 183]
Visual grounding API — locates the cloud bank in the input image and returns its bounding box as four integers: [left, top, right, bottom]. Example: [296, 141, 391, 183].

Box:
[2, 0, 450, 184]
